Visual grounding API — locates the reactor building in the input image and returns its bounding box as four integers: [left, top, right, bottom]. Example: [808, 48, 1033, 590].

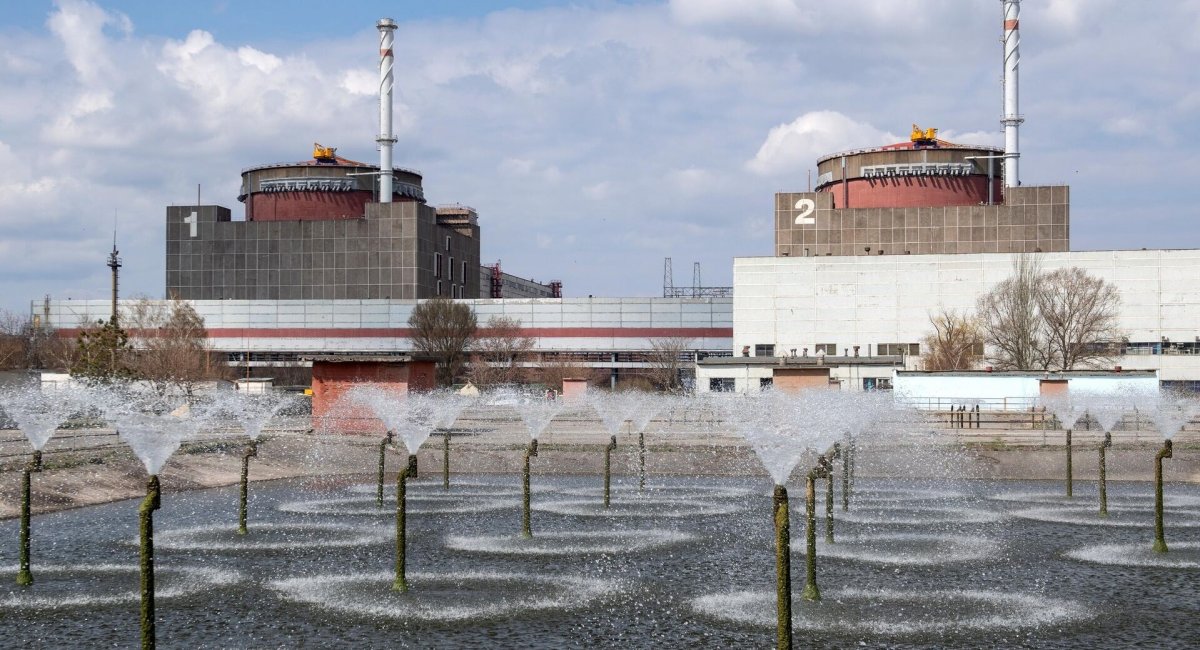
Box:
[166, 19, 556, 302]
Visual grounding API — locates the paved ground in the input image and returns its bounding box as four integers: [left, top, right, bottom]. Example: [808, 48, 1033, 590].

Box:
[1, 407, 1197, 519]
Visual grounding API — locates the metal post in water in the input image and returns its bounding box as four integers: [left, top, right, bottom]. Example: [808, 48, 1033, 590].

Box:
[1099, 432, 1112, 517]
[772, 484, 793, 650]
[802, 461, 827, 602]
[408, 453, 418, 479]
[394, 456, 413, 592]
[826, 446, 839, 544]
[638, 430, 646, 492]
[522, 439, 539, 538]
[140, 475, 161, 650]
[603, 435, 617, 508]
[16, 450, 42, 586]
[1066, 429, 1073, 498]
[443, 429, 451, 490]
[237, 439, 258, 535]
[377, 431, 393, 508]
[842, 438, 850, 512]
[1153, 439, 1173, 553]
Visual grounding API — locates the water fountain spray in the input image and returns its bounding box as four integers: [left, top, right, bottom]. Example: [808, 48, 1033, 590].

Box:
[513, 393, 561, 538]
[1153, 439, 1173, 553]
[603, 434, 617, 509]
[629, 397, 660, 492]
[842, 434, 851, 512]
[113, 404, 194, 650]
[434, 392, 468, 490]
[802, 453, 832, 602]
[826, 443, 841, 544]
[2, 386, 77, 586]
[1044, 396, 1085, 500]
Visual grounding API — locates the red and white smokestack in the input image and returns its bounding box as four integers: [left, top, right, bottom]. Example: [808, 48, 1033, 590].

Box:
[377, 18, 397, 203]
[1001, 0, 1023, 188]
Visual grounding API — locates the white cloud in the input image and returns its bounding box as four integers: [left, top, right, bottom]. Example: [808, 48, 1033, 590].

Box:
[1, 0, 1199, 311]
[582, 181, 611, 201]
[746, 111, 898, 176]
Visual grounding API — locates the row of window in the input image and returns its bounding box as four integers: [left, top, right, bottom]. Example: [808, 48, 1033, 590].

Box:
[434, 253, 469, 283]
[435, 281, 465, 298]
[752, 343, 920, 357]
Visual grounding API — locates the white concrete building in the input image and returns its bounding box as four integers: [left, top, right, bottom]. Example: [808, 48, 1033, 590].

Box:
[730, 250, 1200, 390]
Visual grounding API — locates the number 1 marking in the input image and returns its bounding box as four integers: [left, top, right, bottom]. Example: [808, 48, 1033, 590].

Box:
[184, 211, 197, 237]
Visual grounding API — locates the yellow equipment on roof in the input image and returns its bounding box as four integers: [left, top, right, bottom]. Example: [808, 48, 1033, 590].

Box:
[313, 143, 337, 160]
[910, 124, 938, 143]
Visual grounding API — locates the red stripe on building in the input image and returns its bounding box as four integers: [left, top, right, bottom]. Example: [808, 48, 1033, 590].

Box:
[55, 327, 733, 339]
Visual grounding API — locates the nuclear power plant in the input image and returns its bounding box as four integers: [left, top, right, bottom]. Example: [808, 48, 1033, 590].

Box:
[33, 1, 1200, 391]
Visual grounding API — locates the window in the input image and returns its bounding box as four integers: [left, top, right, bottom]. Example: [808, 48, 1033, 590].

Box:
[435, 253, 443, 279]
[877, 343, 920, 356]
[754, 344, 775, 357]
[436, 280, 442, 296]
[709, 378, 736, 392]
[449, 257, 455, 281]
[445, 235, 451, 251]
[759, 378, 774, 390]
[863, 377, 893, 391]
[462, 261, 468, 285]
[815, 343, 837, 355]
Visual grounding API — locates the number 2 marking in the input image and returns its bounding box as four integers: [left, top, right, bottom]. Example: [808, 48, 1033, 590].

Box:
[794, 198, 815, 225]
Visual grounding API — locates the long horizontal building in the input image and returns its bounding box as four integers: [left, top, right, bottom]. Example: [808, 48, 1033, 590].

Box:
[38, 297, 733, 386]
[727, 250, 1200, 390]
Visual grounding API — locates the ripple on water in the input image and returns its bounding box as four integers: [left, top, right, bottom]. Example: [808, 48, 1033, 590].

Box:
[531, 497, 741, 518]
[268, 571, 621, 622]
[834, 506, 1004, 526]
[0, 564, 239, 609]
[691, 587, 1090, 635]
[989, 491, 1200, 507]
[1010, 506, 1200, 528]
[277, 495, 513, 516]
[791, 533, 1003, 566]
[151, 523, 391, 551]
[561, 484, 753, 499]
[444, 529, 696, 556]
[1065, 542, 1200, 568]
[346, 480, 547, 498]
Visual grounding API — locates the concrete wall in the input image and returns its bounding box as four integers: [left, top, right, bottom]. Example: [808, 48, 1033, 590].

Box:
[733, 250, 1200, 381]
[41, 297, 733, 355]
[775, 185, 1069, 258]
[166, 201, 478, 301]
[893, 372, 1159, 408]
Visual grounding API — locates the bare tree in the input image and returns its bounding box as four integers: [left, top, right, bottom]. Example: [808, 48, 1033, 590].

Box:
[468, 315, 536, 387]
[1037, 267, 1123, 369]
[976, 254, 1053, 370]
[977, 256, 1124, 371]
[920, 309, 984, 371]
[408, 298, 477, 387]
[127, 298, 231, 400]
[0, 309, 72, 370]
[643, 336, 694, 392]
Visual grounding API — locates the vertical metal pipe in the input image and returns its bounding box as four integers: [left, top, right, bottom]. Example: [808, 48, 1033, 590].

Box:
[394, 457, 412, 592]
[772, 485, 793, 650]
[237, 440, 257, 536]
[1066, 429, 1073, 498]
[1098, 432, 1112, 517]
[377, 432, 392, 508]
[377, 18, 397, 203]
[1002, 0, 1023, 188]
[1153, 440, 1173, 553]
[638, 431, 646, 492]
[522, 439, 538, 538]
[443, 429, 451, 490]
[603, 435, 616, 508]
[140, 475, 161, 650]
[801, 473, 821, 602]
[16, 453, 39, 586]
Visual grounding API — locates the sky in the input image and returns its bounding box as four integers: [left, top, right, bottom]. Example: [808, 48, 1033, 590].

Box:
[2, 0, 1199, 315]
